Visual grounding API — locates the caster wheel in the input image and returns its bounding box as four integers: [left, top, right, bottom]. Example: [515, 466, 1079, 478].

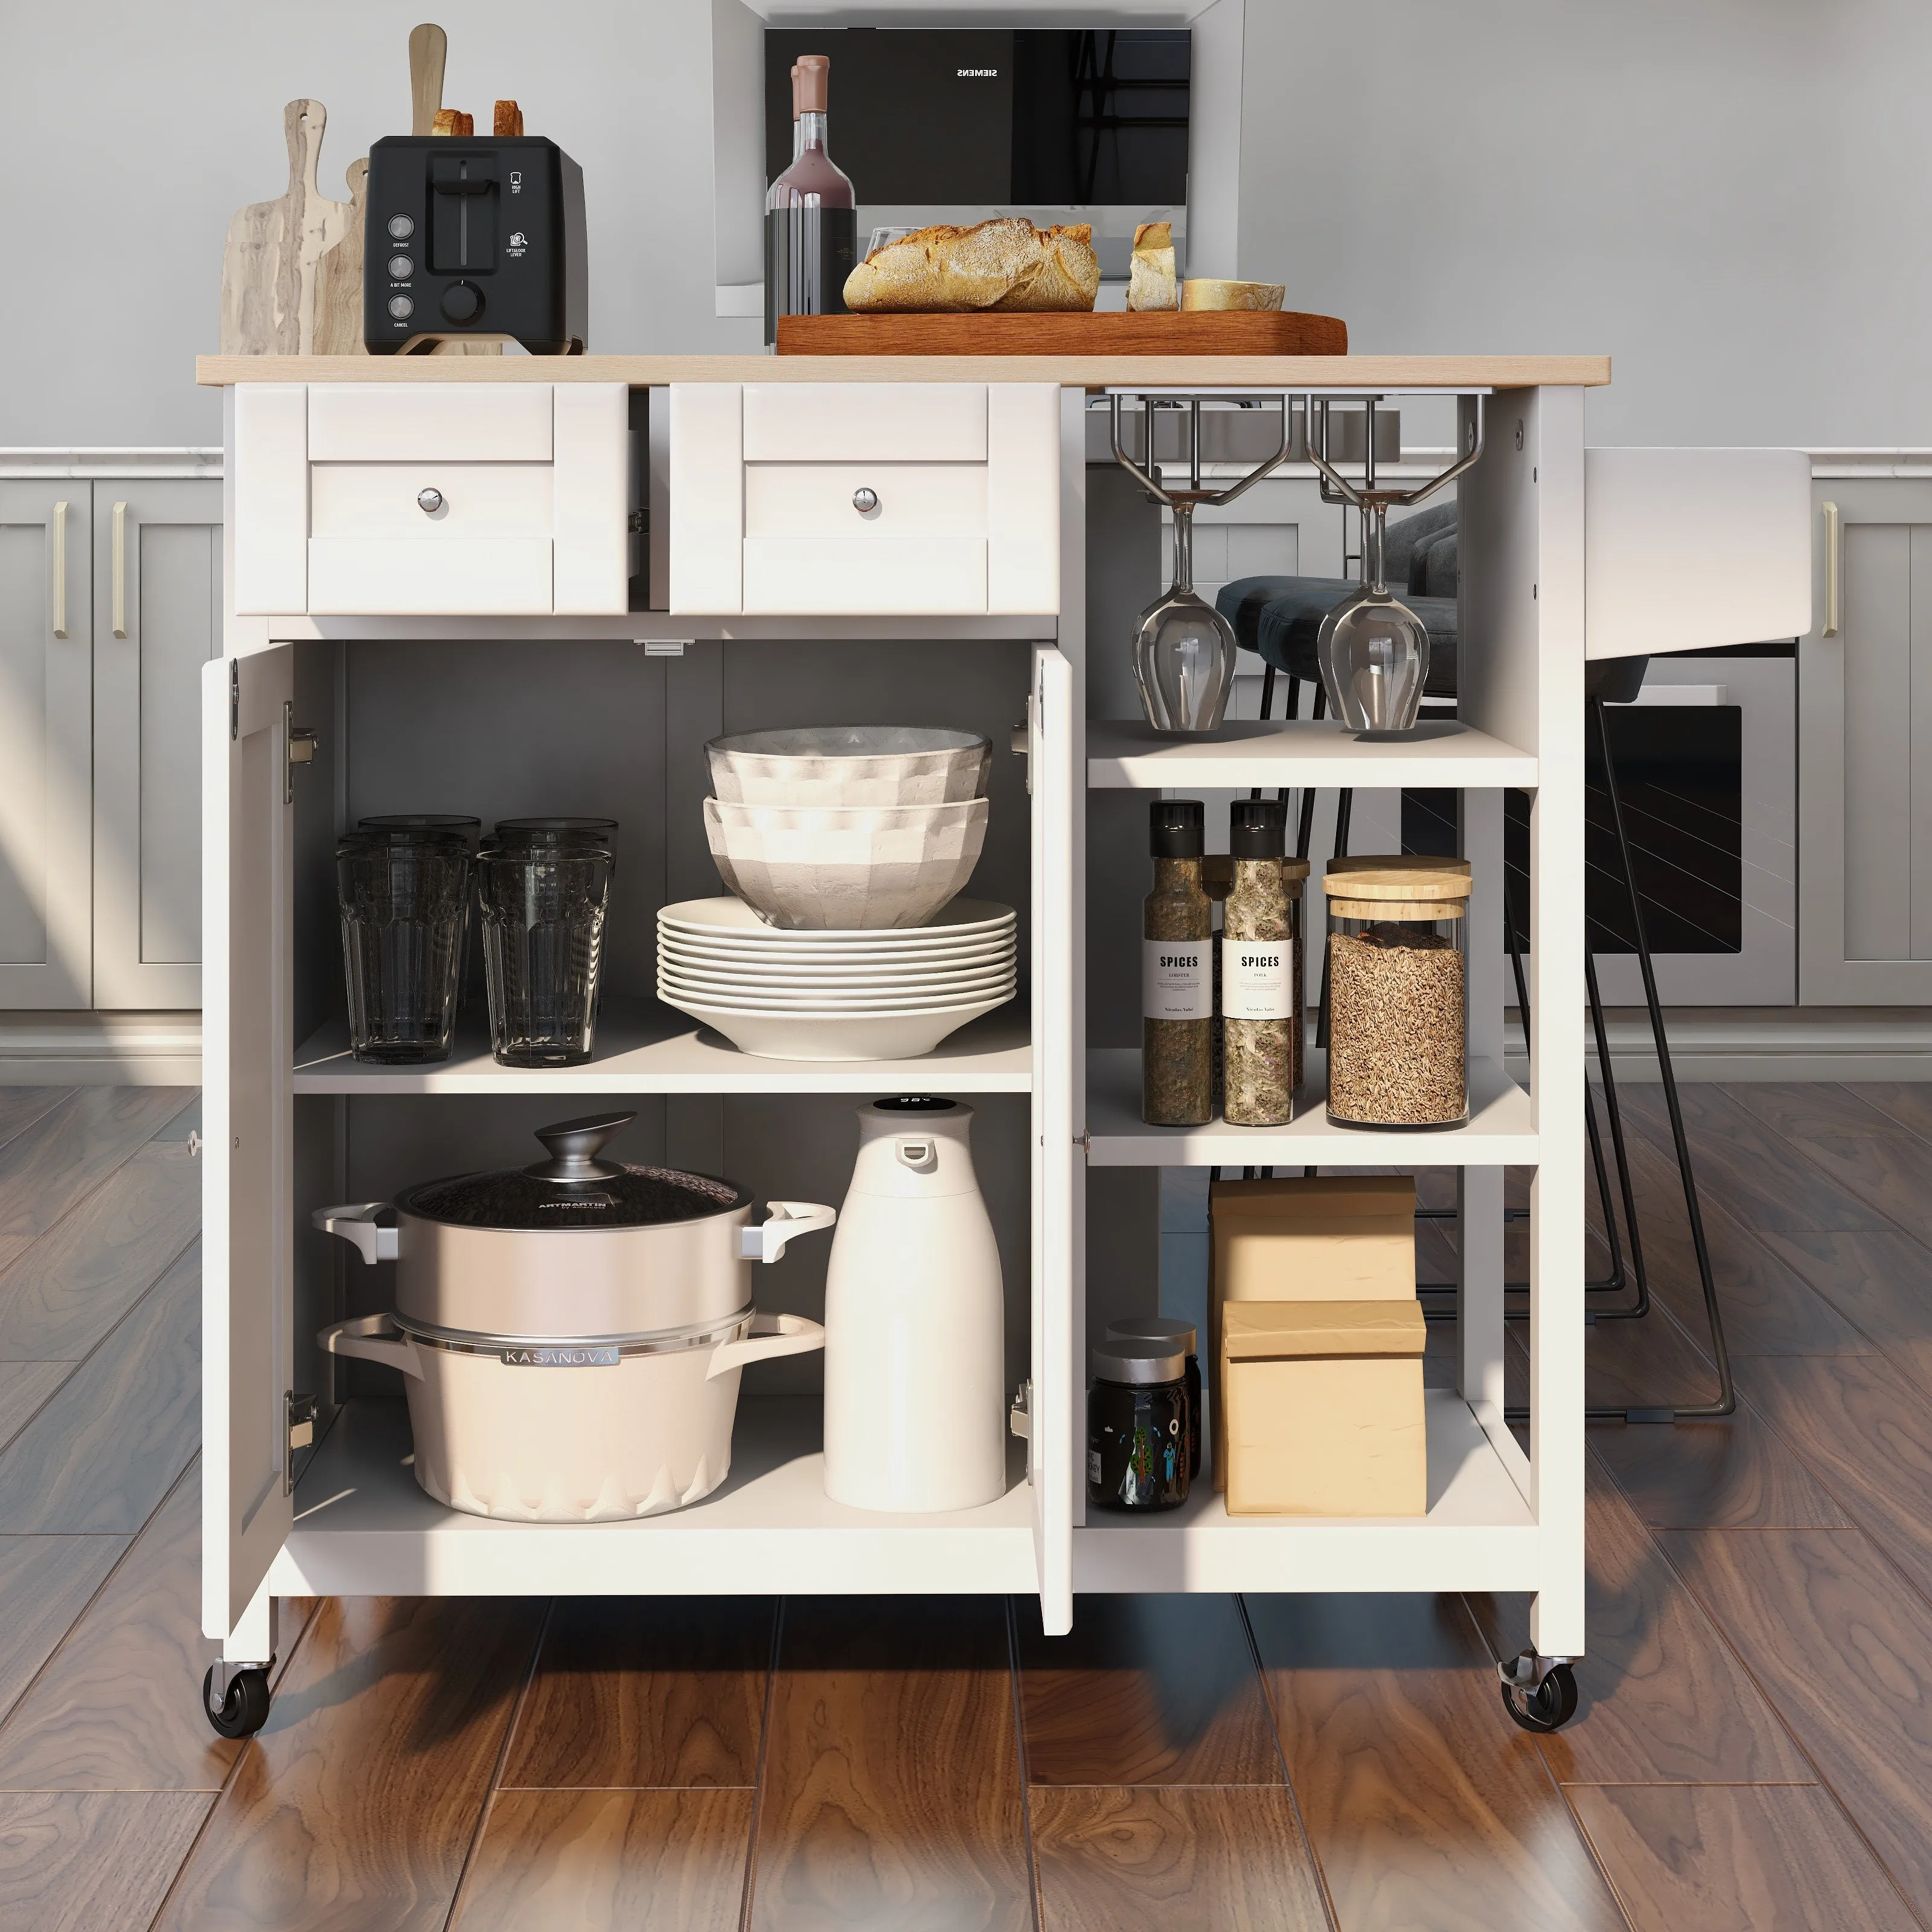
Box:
[203, 1665, 271, 1739]
[1500, 1659, 1578, 1733]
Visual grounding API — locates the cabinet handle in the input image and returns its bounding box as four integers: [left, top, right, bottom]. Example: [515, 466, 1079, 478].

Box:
[418, 487, 444, 514]
[111, 501, 128, 638]
[852, 487, 878, 514]
[51, 501, 68, 638]
[1822, 499, 1841, 638]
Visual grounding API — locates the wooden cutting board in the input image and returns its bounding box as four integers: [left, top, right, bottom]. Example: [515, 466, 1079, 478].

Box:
[775, 310, 1349, 356]
[219, 100, 355, 354]
[310, 157, 369, 356]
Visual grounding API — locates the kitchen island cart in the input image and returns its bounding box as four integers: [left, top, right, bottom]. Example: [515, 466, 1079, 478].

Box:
[197, 351, 1604, 1736]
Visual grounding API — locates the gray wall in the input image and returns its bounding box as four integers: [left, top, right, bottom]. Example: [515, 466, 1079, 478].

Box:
[1238, 0, 1926, 447]
[3, 0, 1927, 446]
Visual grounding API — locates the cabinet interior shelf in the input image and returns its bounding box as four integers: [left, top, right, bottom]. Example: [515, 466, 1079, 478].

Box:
[292, 1002, 1032, 1095]
[1073, 1390, 1539, 1593]
[270, 1396, 1040, 1598]
[1086, 717, 1538, 790]
[1085, 1048, 1537, 1165]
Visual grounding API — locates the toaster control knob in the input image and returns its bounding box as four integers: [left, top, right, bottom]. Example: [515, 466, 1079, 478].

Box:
[386, 214, 416, 240]
[441, 281, 484, 324]
[388, 255, 415, 280]
[386, 295, 414, 320]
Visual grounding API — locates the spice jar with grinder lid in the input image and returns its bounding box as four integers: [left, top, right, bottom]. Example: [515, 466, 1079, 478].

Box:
[1221, 801, 1307, 1125]
[1142, 799, 1212, 1126]
[1322, 859, 1471, 1128]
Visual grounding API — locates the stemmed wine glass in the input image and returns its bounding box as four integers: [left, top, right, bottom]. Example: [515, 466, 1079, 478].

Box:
[1131, 497, 1239, 734]
[1314, 499, 1433, 732]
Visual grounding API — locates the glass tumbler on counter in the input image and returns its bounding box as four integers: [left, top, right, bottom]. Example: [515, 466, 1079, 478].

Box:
[1322, 861, 1472, 1130]
[337, 826, 473, 1063]
[478, 820, 616, 1067]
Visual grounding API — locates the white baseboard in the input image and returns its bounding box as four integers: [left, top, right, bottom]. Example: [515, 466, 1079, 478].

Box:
[0, 1012, 201, 1086]
[1506, 1008, 1932, 1084]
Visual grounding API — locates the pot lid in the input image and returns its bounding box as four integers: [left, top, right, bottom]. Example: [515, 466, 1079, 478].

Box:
[395, 1113, 751, 1231]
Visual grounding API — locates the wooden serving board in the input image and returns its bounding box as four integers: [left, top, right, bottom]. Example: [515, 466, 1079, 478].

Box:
[776, 309, 1349, 357]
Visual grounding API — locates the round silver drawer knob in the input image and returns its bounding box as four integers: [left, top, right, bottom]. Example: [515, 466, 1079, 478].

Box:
[852, 487, 879, 514]
[417, 488, 444, 515]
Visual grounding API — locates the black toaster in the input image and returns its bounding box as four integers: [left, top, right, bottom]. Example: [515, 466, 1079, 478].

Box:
[363, 136, 587, 354]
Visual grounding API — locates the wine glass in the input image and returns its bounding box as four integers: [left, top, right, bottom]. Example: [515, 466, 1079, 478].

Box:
[1132, 499, 1239, 734]
[1316, 500, 1431, 733]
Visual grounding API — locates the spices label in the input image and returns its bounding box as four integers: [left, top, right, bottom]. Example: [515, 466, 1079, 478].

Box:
[1143, 941, 1211, 1020]
[1220, 939, 1295, 1020]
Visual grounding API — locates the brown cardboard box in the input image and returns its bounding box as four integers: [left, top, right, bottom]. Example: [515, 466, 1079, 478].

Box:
[1208, 1177, 1415, 1487]
[1221, 1299, 1428, 1517]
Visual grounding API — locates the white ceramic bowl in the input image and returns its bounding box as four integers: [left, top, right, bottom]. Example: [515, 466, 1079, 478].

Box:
[704, 798, 989, 931]
[660, 897, 1014, 942]
[659, 940, 1017, 976]
[660, 990, 1012, 1061]
[706, 726, 991, 807]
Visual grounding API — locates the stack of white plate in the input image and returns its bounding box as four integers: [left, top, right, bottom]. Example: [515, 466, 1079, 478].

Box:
[658, 897, 1017, 1061]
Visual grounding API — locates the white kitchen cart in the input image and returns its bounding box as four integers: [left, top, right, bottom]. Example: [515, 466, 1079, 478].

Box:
[197, 354, 1602, 1739]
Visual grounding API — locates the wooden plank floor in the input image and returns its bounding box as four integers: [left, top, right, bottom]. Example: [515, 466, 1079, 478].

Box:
[13, 1081, 1932, 1925]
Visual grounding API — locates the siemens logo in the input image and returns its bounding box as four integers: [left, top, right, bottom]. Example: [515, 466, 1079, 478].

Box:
[957, 67, 999, 77]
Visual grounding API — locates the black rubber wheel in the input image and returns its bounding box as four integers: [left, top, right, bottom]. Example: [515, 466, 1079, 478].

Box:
[1500, 1661, 1579, 1733]
[202, 1665, 271, 1739]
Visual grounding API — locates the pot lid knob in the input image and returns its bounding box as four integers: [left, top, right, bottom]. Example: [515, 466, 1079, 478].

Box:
[526, 1112, 635, 1182]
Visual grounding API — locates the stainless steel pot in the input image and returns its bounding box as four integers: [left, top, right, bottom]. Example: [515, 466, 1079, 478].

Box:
[313, 1110, 836, 1339]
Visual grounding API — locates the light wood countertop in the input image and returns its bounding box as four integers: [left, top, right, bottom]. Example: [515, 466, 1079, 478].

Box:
[197, 353, 1610, 389]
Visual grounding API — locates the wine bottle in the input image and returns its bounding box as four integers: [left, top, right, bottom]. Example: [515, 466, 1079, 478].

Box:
[764, 53, 856, 347]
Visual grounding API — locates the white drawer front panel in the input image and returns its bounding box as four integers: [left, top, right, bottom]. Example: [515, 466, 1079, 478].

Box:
[309, 384, 554, 462]
[744, 385, 988, 463]
[308, 537, 552, 613]
[744, 462, 988, 539]
[743, 537, 987, 615]
[310, 463, 553, 536]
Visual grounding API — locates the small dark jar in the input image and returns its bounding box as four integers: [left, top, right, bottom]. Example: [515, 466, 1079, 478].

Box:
[1106, 1316, 1201, 1482]
[1087, 1341, 1190, 1512]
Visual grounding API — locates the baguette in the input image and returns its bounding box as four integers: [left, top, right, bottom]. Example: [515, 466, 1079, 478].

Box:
[843, 217, 1099, 314]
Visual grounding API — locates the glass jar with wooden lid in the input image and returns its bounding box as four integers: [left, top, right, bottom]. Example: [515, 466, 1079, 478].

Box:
[1321, 857, 1471, 1129]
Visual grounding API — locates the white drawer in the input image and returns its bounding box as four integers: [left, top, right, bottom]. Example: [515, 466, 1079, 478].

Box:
[232, 383, 628, 615]
[744, 462, 987, 538]
[743, 384, 987, 462]
[668, 381, 1061, 618]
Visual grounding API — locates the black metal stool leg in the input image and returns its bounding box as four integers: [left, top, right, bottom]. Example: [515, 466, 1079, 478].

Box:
[1590, 695, 1735, 1419]
[1584, 950, 1649, 1319]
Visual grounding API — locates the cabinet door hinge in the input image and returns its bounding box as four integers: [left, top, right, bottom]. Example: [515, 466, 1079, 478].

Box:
[229, 661, 239, 740]
[285, 1390, 317, 1492]
[284, 702, 318, 803]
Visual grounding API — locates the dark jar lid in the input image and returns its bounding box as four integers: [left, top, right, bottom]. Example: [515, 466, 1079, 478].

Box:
[1092, 1342, 1186, 1385]
[1149, 798, 1204, 859]
[491, 816, 618, 846]
[1107, 1316, 1197, 1357]
[1228, 798, 1285, 859]
[358, 814, 481, 841]
[394, 1113, 750, 1231]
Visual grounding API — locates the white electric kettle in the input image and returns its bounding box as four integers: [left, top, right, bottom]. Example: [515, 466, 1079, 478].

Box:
[822, 1097, 1007, 1512]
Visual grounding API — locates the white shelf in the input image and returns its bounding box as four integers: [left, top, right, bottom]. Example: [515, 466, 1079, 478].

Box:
[1086, 1048, 1537, 1166]
[270, 1396, 1040, 1598]
[1086, 717, 1538, 790]
[292, 1001, 1032, 1095]
[1073, 1390, 1539, 1594]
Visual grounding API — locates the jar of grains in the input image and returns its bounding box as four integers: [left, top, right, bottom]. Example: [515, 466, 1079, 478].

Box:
[1321, 860, 1471, 1129]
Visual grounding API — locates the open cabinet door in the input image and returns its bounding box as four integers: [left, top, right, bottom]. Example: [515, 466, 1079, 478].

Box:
[1030, 644, 1076, 1632]
[202, 648, 296, 1640]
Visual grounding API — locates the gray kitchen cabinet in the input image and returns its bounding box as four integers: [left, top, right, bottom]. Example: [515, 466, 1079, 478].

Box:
[1799, 476, 1932, 1002]
[0, 484, 94, 1008]
[91, 480, 222, 1008]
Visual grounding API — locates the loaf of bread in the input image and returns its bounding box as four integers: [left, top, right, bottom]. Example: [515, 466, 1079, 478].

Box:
[1182, 279, 1285, 312]
[1127, 222, 1178, 312]
[843, 218, 1100, 313]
